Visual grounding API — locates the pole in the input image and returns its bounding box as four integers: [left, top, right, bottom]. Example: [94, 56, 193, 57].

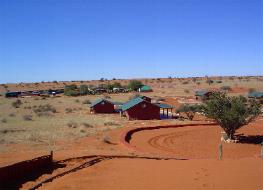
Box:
[219, 143, 223, 160]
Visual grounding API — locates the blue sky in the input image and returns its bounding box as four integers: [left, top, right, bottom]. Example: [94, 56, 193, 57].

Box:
[0, 0, 262, 83]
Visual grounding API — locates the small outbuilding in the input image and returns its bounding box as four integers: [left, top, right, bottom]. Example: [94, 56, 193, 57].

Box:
[90, 99, 115, 114]
[121, 97, 160, 120]
[138, 85, 153, 92]
[195, 90, 213, 101]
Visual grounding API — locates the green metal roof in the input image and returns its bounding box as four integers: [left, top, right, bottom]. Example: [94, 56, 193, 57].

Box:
[121, 97, 144, 111]
[248, 91, 263, 98]
[140, 85, 152, 91]
[90, 99, 113, 107]
[155, 103, 174, 109]
[195, 90, 210, 96]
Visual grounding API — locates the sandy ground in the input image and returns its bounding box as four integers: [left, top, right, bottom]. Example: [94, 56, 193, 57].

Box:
[39, 158, 263, 190]
[16, 118, 263, 190]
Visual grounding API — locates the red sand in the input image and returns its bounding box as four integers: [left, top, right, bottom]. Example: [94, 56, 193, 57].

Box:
[39, 158, 263, 190]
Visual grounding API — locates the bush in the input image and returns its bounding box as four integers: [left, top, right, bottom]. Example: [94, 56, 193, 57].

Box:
[220, 86, 232, 91]
[34, 104, 57, 117]
[75, 99, 80, 103]
[64, 85, 79, 96]
[201, 92, 261, 140]
[216, 80, 222, 83]
[12, 99, 22, 108]
[184, 89, 190, 93]
[182, 81, 189, 85]
[176, 104, 201, 120]
[79, 85, 89, 95]
[82, 123, 93, 128]
[104, 122, 120, 126]
[23, 115, 33, 121]
[67, 121, 78, 128]
[206, 79, 214, 85]
[9, 113, 16, 117]
[82, 99, 91, 104]
[128, 80, 143, 91]
[65, 108, 73, 113]
[1, 118, 7, 123]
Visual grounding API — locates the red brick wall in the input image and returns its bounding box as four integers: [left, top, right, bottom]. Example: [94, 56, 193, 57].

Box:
[125, 101, 160, 120]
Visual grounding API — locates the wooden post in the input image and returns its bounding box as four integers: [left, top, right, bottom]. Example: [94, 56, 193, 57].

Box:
[219, 143, 223, 160]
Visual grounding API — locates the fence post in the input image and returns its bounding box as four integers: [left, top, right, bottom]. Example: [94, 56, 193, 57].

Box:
[219, 143, 223, 160]
[261, 142, 263, 159]
[50, 151, 53, 162]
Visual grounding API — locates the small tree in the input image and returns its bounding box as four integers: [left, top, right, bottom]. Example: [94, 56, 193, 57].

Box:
[128, 80, 143, 91]
[64, 84, 79, 96]
[202, 92, 261, 140]
[176, 104, 201, 120]
[79, 85, 89, 95]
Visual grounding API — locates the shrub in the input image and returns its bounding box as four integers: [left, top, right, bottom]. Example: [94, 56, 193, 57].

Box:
[34, 104, 57, 117]
[1, 118, 7, 123]
[82, 123, 93, 128]
[184, 89, 190, 93]
[67, 121, 78, 128]
[64, 84, 79, 96]
[79, 85, 89, 95]
[82, 99, 91, 104]
[248, 88, 256, 93]
[182, 81, 189, 85]
[206, 79, 214, 85]
[65, 108, 73, 113]
[9, 113, 16, 117]
[220, 86, 232, 91]
[201, 92, 261, 140]
[12, 99, 22, 108]
[75, 99, 80, 103]
[104, 122, 120, 126]
[176, 104, 201, 120]
[103, 135, 112, 144]
[216, 80, 222, 83]
[103, 95, 111, 99]
[128, 80, 143, 91]
[23, 115, 33, 121]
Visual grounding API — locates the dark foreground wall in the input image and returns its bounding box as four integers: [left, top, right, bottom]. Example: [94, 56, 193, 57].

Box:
[0, 153, 53, 189]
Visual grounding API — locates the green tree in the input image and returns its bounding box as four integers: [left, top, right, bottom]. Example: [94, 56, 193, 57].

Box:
[79, 85, 89, 95]
[128, 80, 143, 91]
[176, 104, 201, 120]
[64, 84, 79, 96]
[202, 92, 261, 139]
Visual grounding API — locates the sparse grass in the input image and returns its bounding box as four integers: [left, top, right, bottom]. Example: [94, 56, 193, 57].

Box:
[12, 99, 22, 108]
[184, 89, 190, 93]
[82, 122, 93, 128]
[9, 113, 16, 117]
[67, 121, 78, 128]
[65, 108, 73, 113]
[23, 115, 33, 121]
[104, 121, 120, 126]
[34, 104, 57, 117]
[220, 86, 232, 91]
[103, 135, 112, 144]
[82, 99, 91, 104]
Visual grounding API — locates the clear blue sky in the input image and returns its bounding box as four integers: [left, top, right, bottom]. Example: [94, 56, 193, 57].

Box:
[0, 0, 262, 83]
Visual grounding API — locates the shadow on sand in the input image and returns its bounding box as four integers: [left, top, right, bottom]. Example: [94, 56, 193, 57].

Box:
[236, 134, 263, 145]
[0, 162, 66, 190]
